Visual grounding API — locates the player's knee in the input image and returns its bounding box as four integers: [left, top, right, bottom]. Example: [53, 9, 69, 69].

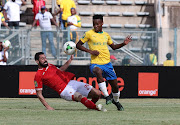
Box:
[97, 90, 101, 97]
[74, 92, 84, 102]
[94, 90, 101, 98]
[93, 67, 102, 75]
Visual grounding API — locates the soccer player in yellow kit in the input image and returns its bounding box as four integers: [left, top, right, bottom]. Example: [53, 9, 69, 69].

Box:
[76, 15, 132, 111]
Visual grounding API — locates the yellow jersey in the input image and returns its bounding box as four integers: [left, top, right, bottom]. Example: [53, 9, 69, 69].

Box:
[60, 0, 76, 20]
[163, 60, 174, 66]
[149, 53, 157, 65]
[56, 0, 62, 6]
[0, 12, 5, 22]
[0, 12, 5, 28]
[80, 29, 113, 65]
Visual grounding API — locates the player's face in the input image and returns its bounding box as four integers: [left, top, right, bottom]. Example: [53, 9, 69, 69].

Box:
[93, 19, 103, 32]
[71, 9, 76, 15]
[38, 54, 48, 67]
[41, 9, 46, 14]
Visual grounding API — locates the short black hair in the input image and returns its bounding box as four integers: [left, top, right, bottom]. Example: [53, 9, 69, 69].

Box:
[93, 15, 103, 22]
[166, 53, 171, 60]
[34, 52, 44, 61]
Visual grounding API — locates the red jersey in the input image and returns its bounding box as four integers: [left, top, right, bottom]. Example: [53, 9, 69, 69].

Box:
[34, 64, 75, 94]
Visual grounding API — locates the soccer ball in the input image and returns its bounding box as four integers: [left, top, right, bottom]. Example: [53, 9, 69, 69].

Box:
[2, 40, 11, 48]
[63, 41, 76, 55]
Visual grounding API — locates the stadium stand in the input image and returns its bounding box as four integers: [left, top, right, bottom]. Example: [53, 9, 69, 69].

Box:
[108, 12, 121, 16]
[1, 0, 157, 65]
[92, 1, 105, 5]
[120, 1, 133, 5]
[106, 1, 119, 5]
[79, 12, 93, 16]
[110, 24, 123, 28]
[134, 1, 147, 5]
[77, 1, 90, 5]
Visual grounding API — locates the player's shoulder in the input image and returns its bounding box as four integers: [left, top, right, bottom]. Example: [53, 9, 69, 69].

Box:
[49, 63, 55, 67]
[75, 14, 80, 18]
[102, 31, 110, 35]
[36, 12, 41, 16]
[5, 1, 10, 4]
[86, 29, 94, 34]
[45, 11, 52, 15]
[34, 69, 43, 79]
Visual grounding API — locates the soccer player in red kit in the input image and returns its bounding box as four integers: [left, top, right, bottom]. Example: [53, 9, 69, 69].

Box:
[34, 52, 106, 111]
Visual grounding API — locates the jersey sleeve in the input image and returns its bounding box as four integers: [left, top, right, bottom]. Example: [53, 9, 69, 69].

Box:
[80, 31, 90, 43]
[72, 0, 76, 8]
[34, 72, 43, 90]
[73, 15, 81, 27]
[60, 2, 64, 9]
[3, 2, 8, 10]
[49, 12, 53, 19]
[35, 13, 39, 20]
[107, 33, 113, 45]
[5, 51, 8, 59]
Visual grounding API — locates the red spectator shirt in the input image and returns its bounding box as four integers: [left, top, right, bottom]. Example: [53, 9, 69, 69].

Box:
[34, 64, 75, 94]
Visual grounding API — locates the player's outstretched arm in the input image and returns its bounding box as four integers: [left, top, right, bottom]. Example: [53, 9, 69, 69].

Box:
[3, 46, 9, 62]
[109, 35, 132, 50]
[36, 90, 54, 110]
[59, 55, 74, 71]
[76, 40, 99, 56]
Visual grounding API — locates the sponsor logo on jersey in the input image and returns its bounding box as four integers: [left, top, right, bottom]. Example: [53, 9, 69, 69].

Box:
[34, 81, 38, 87]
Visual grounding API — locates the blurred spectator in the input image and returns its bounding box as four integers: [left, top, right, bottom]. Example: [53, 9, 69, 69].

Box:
[0, 5, 10, 29]
[53, 0, 76, 29]
[122, 55, 131, 66]
[0, 41, 9, 65]
[56, 0, 63, 29]
[31, 0, 45, 27]
[143, 48, 157, 66]
[31, 6, 59, 58]
[163, 53, 174, 66]
[0, 0, 5, 6]
[3, 0, 26, 29]
[67, 8, 81, 43]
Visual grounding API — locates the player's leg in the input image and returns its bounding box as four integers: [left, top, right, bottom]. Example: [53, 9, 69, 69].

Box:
[87, 87, 101, 104]
[108, 79, 124, 111]
[40, 31, 47, 55]
[103, 62, 123, 110]
[73, 92, 106, 111]
[60, 80, 106, 111]
[91, 66, 112, 105]
[47, 31, 56, 58]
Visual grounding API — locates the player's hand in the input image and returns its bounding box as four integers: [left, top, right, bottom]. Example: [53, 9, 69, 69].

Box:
[52, 13, 56, 17]
[3, 46, 9, 51]
[67, 22, 73, 26]
[123, 35, 132, 45]
[5, 17, 10, 21]
[90, 50, 99, 56]
[46, 107, 54, 110]
[70, 55, 74, 60]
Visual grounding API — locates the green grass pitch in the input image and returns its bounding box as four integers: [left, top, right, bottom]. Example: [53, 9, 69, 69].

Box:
[0, 98, 180, 125]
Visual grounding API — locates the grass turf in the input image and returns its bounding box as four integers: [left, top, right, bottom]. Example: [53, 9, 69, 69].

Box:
[0, 98, 180, 125]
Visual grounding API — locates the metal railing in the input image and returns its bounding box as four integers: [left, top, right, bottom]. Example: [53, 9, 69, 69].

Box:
[0, 28, 159, 65]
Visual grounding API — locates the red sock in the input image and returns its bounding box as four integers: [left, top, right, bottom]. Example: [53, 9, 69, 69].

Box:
[91, 98, 99, 104]
[81, 97, 98, 110]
